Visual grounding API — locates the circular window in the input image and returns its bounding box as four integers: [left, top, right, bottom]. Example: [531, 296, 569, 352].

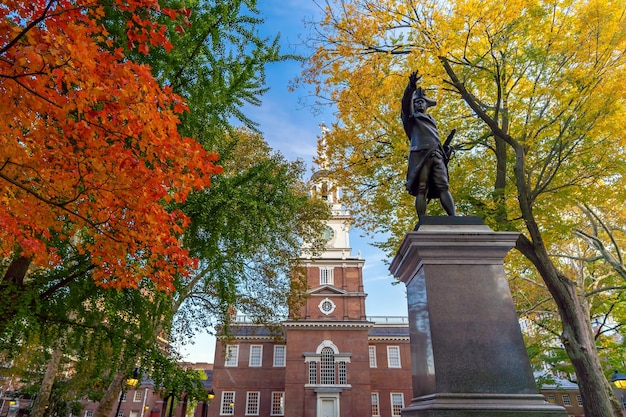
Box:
[318, 298, 336, 315]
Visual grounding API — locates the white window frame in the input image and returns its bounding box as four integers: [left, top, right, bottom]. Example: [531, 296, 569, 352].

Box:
[576, 394, 583, 407]
[225, 345, 239, 367]
[371, 393, 380, 416]
[220, 391, 235, 416]
[308, 361, 317, 384]
[387, 346, 401, 368]
[320, 347, 335, 384]
[270, 391, 285, 416]
[320, 267, 334, 285]
[133, 390, 142, 402]
[368, 346, 377, 368]
[116, 411, 124, 417]
[390, 392, 404, 417]
[245, 391, 260, 416]
[249, 345, 263, 367]
[85, 411, 94, 417]
[273, 345, 286, 367]
[338, 361, 347, 384]
[547, 394, 556, 403]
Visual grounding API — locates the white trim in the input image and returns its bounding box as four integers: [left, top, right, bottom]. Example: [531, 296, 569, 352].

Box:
[249, 345, 263, 367]
[387, 346, 401, 368]
[273, 345, 286, 367]
[224, 345, 239, 367]
[318, 298, 336, 315]
[368, 346, 377, 368]
[316, 340, 339, 355]
[390, 392, 404, 417]
[316, 392, 340, 417]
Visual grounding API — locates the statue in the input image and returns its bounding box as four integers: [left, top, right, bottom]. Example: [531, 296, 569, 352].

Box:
[401, 70, 456, 219]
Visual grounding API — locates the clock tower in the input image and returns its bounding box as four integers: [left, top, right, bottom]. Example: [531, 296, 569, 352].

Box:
[293, 124, 367, 321]
[281, 125, 374, 417]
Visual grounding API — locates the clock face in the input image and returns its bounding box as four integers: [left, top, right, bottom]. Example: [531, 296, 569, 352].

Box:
[318, 298, 336, 315]
[322, 226, 335, 242]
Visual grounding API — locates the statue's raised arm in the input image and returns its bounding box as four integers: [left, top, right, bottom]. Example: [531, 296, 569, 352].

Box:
[401, 71, 420, 138]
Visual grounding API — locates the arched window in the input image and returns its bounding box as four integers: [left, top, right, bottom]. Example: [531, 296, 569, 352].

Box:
[320, 347, 335, 384]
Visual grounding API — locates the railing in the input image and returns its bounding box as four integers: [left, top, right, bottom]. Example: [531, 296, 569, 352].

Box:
[366, 316, 408, 324]
[230, 315, 408, 324]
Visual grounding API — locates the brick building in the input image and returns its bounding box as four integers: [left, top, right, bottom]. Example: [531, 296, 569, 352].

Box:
[207, 152, 412, 417]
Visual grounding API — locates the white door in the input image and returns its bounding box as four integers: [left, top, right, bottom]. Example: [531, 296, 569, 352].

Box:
[319, 398, 338, 417]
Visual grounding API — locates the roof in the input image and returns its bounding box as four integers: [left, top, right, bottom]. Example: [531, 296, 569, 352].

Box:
[369, 326, 410, 338]
[534, 371, 579, 390]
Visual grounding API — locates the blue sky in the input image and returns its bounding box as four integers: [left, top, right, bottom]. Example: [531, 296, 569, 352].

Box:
[178, 0, 408, 363]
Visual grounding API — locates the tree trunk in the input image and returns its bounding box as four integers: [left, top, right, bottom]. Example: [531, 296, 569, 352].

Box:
[94, 371, 125, 417]
[30, 345, 63, 417]
[513, 146, 622, 417]
[442, 55, 622, 417]
[0, 256, 32, 334]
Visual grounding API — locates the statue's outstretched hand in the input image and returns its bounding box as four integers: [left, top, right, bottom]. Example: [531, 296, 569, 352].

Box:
[409, 70, 420, 85]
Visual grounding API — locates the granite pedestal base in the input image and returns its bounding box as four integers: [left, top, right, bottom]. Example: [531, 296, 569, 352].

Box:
[389, 217, 566, 417]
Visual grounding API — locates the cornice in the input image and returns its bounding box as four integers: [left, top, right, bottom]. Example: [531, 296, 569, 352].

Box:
[368, 336, 410, 342]
[219, 335, 281, 342]
[300, 258, 364, 267]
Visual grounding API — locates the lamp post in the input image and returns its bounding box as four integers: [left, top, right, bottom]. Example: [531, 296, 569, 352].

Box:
[166, 390, 175, 417]
[612, 370, 626, 411]
[613, 370, 626, 390]
[114, 369, 140, 417]
[202, 390, 214, 417]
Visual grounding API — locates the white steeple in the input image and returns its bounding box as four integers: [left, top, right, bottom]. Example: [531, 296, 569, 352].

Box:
[308, 123, 352, 258]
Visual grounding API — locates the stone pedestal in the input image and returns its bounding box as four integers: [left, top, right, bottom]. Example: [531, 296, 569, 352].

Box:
[389, 217, 566, 417]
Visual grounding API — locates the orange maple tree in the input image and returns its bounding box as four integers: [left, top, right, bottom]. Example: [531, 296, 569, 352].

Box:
[0, 0, 221, 291]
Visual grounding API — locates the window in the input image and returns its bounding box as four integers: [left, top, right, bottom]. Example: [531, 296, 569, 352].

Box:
[547, 394, 556, 403]
[85, 411, 94, 417]
[318, 298, 336, 315]
[390, 393, 404, 417]
[576, 395, 583, 407]
[320, 347, 335, 384]
[121, 392, 128, 401]
[308, 361, 317, 384]
[245, 392, 259, 416]
[273, 345, 286, 367]
[133, 390, 142, 402]
[271, 392, 284, 416]
[338, 361, 347, 384]
[320, 267, 334, 285]
[225, 345, 239, 367]
[116, 411, 123, 417]
[387, 346, 401, 368]
[371, 393, 380, 416]
[249, 345, 263, 367]
[220, 391, 235, 416]
[368, 346, 377, 368]
[562, 394, 571, 406]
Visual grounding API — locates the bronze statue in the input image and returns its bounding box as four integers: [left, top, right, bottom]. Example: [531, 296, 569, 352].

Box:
[401, 70, 456, 218]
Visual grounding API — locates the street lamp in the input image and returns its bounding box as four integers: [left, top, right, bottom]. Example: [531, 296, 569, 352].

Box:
[114, 369, 141, 417]
[202, 390, 215, 417]
[612, 370, 626, 390]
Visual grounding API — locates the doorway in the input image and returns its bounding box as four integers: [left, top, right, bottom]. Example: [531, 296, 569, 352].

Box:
[317, 394, 339, 417]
